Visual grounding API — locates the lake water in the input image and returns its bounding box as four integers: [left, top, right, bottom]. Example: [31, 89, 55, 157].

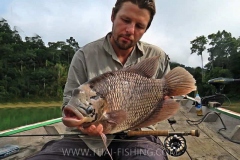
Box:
[0, 106, 61, 131]
[0, 104, 239, 132]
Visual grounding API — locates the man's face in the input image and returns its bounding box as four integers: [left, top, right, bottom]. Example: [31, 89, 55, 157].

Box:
[111, 2, 150, 50]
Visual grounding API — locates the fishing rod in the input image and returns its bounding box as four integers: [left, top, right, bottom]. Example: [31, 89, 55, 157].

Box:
[0, 129, 199, 137]
[0, 129, 199, 157]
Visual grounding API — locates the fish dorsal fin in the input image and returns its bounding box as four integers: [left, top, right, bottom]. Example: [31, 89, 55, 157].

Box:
[88, 72, 115, 89]
[122, 56, 160, 78]
[88, 56, 160, 86]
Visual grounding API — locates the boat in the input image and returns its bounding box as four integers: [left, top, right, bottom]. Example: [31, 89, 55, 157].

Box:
[1, 97, 240, 160]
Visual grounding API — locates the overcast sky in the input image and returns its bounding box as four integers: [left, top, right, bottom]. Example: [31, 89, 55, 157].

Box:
[1, 0, 240, 67]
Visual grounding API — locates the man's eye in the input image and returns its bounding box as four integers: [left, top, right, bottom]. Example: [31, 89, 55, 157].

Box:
[136, 24, 145, 29]
[122, 18, 130, 23]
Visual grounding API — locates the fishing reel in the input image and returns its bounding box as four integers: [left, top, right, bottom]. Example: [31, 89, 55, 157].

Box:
[126, 129, 199, 157]
[162, 130, 199, 157]
[164, 134, 186, 157]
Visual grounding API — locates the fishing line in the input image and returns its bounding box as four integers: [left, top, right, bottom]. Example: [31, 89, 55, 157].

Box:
[216, 113, 240, 144]
[0, 133, 171, 144]
[223, 94, 231, 108]
[186, 112, 240, 144]
[186, 111, 212, 125]
[0, 133, 124, 138]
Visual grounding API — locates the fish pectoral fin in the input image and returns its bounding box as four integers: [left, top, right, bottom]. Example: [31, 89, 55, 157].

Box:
[133, 99, 180, 129]
[100, 110, 126, 134]
[106, 110, 127, 124]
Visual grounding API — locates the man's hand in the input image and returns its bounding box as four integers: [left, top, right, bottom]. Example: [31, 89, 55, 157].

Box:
[164, 96, 171, 100]
[78, 124, 103, 136]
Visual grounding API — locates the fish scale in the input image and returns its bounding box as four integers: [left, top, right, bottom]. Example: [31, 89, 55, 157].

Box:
[91, 71, 164, 132]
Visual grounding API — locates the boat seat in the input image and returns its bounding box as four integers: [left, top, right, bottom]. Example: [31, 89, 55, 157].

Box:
[43, 126, 59, 135]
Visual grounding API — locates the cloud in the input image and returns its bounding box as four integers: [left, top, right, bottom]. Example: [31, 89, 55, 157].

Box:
[2, 1, 114, 42]
[143, 0, 240, 67]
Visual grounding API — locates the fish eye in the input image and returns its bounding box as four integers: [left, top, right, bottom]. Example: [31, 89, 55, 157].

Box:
[86, 106, 94, 114]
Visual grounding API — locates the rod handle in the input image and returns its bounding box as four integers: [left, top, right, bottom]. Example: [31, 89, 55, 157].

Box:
[126, 130, 200, 137]
[127, 130, 169, 137]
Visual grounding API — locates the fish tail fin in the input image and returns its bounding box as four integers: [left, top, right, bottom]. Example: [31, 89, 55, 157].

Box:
[100, 133, 113, 160]
[165, 67, 196, 96]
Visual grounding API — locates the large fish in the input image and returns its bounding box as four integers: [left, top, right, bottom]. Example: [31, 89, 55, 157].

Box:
[62, 56, 196, 134]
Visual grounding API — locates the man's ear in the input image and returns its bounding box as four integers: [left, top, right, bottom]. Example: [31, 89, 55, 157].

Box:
[111, 7, 115, 22]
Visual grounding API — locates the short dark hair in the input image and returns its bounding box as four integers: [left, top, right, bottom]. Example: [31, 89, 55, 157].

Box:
[113, 0, 156, 30]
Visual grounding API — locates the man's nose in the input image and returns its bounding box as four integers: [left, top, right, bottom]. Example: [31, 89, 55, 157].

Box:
[126, 23, 135, 34]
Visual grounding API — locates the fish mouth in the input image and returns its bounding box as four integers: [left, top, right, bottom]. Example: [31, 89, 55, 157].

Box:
[62, 105, 86, 127]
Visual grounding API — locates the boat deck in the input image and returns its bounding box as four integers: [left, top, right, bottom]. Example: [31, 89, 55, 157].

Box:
[157, 106, 240, 160]
[1, 101, 240, 160]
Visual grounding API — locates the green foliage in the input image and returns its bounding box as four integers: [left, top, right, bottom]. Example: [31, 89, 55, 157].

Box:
[190, 30, 240, 98]
[1, 18, 239, 102]
[0, 19, 78, 102]
[190, 35, 208, 82]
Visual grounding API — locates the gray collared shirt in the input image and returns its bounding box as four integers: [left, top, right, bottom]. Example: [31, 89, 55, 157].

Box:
[62, 32, 170, 156]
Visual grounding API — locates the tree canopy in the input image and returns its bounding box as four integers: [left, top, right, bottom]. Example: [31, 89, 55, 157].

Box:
[0, 19, 239, 102]
[0, 19, 79, 102]
[190, 30, 240, 98]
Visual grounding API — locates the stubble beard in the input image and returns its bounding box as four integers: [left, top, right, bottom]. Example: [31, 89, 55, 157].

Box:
[114, 35, 135, 50]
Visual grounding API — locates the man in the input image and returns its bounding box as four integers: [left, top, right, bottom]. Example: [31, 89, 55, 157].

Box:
[27, 0, 170, 159]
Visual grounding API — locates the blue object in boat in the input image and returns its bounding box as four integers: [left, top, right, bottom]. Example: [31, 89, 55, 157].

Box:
[0, 145, 20, 159]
